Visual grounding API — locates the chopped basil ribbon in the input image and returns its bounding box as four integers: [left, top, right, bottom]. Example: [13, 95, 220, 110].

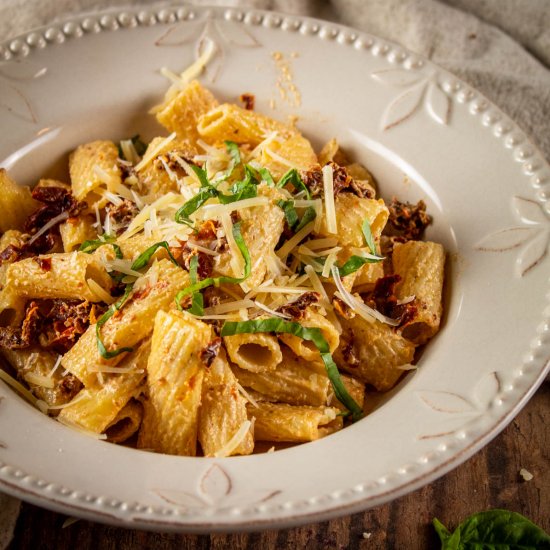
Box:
[95, 284, 134, 359]
[175, 187, 218, 226]
[220, 317, 363, 421]
[258, 167, 275, 186]
[277, 168, 311, 199]
[189, 164, 211, 188]
[95, 241, 179, 359]
[277, 200, 300, 229]
[130, 241, 179, 270]
[185, 255, 205, 316]
[295, 206, 317, 232]
[362, 218, 379, 257]
[80, 234, 123, 260]
[217, 165, 259, 204]
[175, 222, 251, 310]
[175, 162, 260, 225]
[277, 200, 317, 233]
[225, 140, 241, 169]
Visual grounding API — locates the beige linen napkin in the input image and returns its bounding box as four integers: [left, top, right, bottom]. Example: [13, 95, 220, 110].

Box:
[0, 1, 548, 547]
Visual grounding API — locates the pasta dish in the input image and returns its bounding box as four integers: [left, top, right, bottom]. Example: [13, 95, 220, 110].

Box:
[0, 77, 444, 457]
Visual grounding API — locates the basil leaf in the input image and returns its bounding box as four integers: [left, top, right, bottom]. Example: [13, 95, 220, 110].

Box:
[218, 166, 259, 204]
[259, 167, 275, 186]
[337, 255, 380, 277]
[190, 164, 211, 188]
[225, 140, 241, 167]
[80, 234, 123, 260]
[130, 241, 179, 271]
[175, 187, 218, 225]
[277, 169, 311, 199]
[175, 222, 251, 309]
[295, 206, 317, 233]
[95, 284, 134, 359]
[277, 200, 299, 229]
[184, 254, 205, 316]
[220, 317, 363, 421]
[433, 510, 550, 550]
[362, 218, 380, 257]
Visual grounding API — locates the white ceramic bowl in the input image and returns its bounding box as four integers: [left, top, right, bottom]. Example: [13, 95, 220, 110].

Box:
[0, 4, 549, 532]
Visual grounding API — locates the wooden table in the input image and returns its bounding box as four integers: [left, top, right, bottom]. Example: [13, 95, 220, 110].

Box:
[8, 381, 549, 549]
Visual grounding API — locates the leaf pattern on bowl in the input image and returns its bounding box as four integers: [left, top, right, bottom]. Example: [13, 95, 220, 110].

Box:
[416, 371, 501, 439]
[371, 69, 451, 130]
[153, 463, 280, 510]
[155, 16, 260, 84]
[0, 61, 47, 124]
[475, 196, 550, 276]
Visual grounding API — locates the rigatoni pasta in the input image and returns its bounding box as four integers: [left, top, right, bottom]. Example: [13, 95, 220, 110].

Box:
[0, 76, 445, 456]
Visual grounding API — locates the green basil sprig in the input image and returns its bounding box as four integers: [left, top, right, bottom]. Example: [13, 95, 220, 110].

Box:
[433, 509, 550, 550]
[175, 222, 250, 311]
[220, 317, 363, 421]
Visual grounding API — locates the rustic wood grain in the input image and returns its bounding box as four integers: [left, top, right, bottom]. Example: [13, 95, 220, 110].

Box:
[8, 381, 549, 550]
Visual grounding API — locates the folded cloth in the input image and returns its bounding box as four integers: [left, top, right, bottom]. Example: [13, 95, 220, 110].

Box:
[0, 1, 548, 548]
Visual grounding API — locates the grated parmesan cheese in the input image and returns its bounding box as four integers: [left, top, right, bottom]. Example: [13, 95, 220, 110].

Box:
[24, 372, 55, 389]
[332, 266, 399, 326]
[27, 211, 69, 246]
[213, 420, 251, 458]
[276, 221, 315, 260]
[135, 132, 176, 172]
[322, 164, 337, 235]
[86, 278, 116, 305]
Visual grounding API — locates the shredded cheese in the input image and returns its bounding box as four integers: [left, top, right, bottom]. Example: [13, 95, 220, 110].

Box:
[322, 164, 337, 234]
[93, 164, 118, 188]
[47, 355, 63, 378]
[203, 299, 255, 315]
[276, 221, 315, 260]
[120, 140, 140, 164]
[86, 278, 116, 305]
[135, 132, 176, 172]
[253, 300, 291, 319]
[213, 420, 251, 458]
[24, 372, 55, 389]
[332, 266, 399, 326]
[304, 265, 331, 306]
[235, 382, 260, 408]
[27, 211, 69, 246]
[199, 196, 269, 218]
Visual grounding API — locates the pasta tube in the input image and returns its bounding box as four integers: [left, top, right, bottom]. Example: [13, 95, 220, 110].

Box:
[392, 240, 445, 345]
[198, 351, 254, 457]
[138, 311, 212, 456]
[249, 403, 340, 442]
[4, 252, 112, 302]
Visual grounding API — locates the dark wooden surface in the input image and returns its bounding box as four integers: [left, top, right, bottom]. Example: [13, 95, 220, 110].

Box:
[8, 381, 549, 550]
